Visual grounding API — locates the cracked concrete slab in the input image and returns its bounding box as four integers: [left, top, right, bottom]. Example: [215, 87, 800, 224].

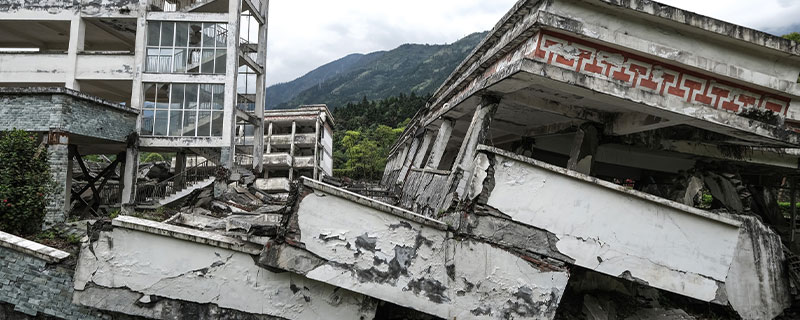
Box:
[73, 219, 376, 320]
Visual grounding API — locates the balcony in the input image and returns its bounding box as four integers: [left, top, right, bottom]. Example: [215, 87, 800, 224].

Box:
[294, 156, 314, 168]
[263, 153, 291, 167]
[268, 133, 316, 147]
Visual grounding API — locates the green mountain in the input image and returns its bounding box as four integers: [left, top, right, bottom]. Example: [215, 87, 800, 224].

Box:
[266, 32, 487, 110]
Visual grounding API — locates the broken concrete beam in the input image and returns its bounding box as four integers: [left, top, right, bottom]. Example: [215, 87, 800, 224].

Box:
[74, 217, 376, 320]
[261, 178, 570, 319]
[469, 146, 742, 304]
[725, 215, 792, 319]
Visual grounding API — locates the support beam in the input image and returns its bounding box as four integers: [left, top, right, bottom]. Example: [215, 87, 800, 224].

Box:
[425, 119, 454, 170]
[65, 16, 85, 90]
[120, 141, 139, 213]
[450, 96, 500, 201]
[567, 123, 600, 176]
[289, 121, 296, 181]
[221, 0, 242, 170]
[44, 131, 72, 228]
[251, 0, 269, 174]
[503, 92, 607, 124]
[313, 118, 320, 179]
[526, 120, 583, 137]
[607, 112, 680, 136]
[413, 130, 435, 168]
[396, 134, 421, 185]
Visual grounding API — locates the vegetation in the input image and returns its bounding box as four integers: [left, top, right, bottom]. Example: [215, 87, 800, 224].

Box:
[783, 32, 800, 43]
[268, 32, 486, 110]
[0, 129, 55, 236]
[332, 94, 427, 180]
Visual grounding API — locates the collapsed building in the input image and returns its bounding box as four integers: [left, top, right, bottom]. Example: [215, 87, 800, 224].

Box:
[2, 0, 800, 319]
[0, 0, 270, 222]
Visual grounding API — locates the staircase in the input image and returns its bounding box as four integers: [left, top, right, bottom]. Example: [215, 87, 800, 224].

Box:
[136, 159, 218, 208]
[188, 147, 222, 165]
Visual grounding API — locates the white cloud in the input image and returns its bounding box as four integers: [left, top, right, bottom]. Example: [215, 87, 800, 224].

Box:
[265, 0, 800, 86]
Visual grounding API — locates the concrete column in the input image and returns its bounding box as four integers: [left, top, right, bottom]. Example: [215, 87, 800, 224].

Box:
[65, 16, 85, 90]
[313, 117, 321, 179]
[289, 121, 296, 181]
[413, 130, 435, 168]
[120, 139, 139, 214]
[567, 123, 600, 176]
[251, 0, 269, 174]
[174, 150, 187, 189]
[266, 121, 273, 153]
[221, 0, 243, 169]
[425, 119, 454, 170]
[396, 135, 421, 185]
[449, 96, 499, 202]
[44, 131, 72, 228]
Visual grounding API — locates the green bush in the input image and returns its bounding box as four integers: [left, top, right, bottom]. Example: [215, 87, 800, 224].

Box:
[0, 129, 54, 236]
[142, 152, 165, 163]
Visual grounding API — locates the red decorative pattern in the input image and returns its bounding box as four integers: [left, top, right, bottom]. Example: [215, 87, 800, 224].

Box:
[532, 32, 791, 116]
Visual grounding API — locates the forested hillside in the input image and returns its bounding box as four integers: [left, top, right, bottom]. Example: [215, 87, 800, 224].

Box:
[266, 32, 486, 110]
[331, 93, 428, 180]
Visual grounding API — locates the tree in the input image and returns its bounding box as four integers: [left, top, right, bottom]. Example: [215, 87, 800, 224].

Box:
[783, 32, 800, 43]
[0, 129, 54, 236]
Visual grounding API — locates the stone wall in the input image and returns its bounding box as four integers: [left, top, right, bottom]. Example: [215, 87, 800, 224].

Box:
[45, 144, 71, 227]
[0, 88, 137, 143]
[0, 244, 105, 320]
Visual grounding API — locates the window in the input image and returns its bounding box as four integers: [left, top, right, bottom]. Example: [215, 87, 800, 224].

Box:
[146, 21, 227, 74]
[141, 83, 225, 137]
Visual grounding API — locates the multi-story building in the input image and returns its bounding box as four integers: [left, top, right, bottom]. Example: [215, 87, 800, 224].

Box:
[243, 105, 334, 193]
[0, 0, 269, 220]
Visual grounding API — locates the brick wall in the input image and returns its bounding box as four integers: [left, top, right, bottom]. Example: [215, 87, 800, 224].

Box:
[0, 246, 106, 320]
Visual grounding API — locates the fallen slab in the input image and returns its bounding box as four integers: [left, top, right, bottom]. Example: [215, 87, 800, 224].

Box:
[260, 178, 570, 319]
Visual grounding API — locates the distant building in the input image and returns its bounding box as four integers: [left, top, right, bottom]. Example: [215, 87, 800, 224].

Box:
[245, 105, 334, 193]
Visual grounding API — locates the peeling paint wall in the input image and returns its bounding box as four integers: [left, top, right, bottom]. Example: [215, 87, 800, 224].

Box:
[0, 0, 140, 17]
[471, 148, 741, 303]
[262, 181, 570, 320]
[73, 226, 376, 320]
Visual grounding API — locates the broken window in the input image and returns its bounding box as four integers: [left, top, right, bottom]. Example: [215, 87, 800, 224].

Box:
[146, 21, 227, 74]
[141, 83, 225, 137]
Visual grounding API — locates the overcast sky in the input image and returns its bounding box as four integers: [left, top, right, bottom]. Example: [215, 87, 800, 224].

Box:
[265, 0, 800, 86]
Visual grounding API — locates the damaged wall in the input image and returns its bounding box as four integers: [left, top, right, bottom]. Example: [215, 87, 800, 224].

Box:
[0, 237, 105, 320]
[0, 89, 138, 143]
[73, 220, 376, 320]
[260, 179, 570, 320]
[469, 146, 742, 304]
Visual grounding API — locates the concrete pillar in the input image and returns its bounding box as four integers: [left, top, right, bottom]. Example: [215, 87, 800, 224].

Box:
[120, 141, 139, 214]
[266, 121, 273, 153]
[44, 131, 72, 228]
[252, 0, 269, 174]
[174, 150, 187, 189]
[567, 123, 600, 176]
[65, 16, 85, 90]
[222, 0, 242, 170]
[425, 119, 454, 170]
[313, 117, 321, 179]
[448, 96, 500, 202]
[289, 121, 296, 181]
[396, 135, 421, 185]
[413, 130, 435, 168]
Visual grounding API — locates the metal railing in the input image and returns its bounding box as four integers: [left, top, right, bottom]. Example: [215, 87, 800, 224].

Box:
[136, 159, 217, 203]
